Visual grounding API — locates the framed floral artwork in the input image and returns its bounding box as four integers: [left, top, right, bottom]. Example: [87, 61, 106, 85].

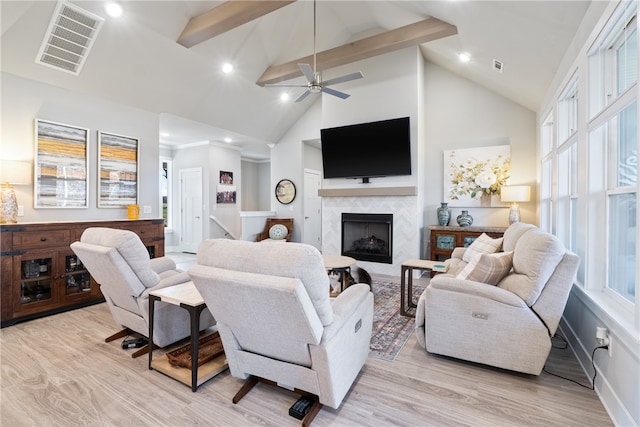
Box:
[444, 145, 511, 207]
[98, 131, 139, 208]
[34, 119, 89, 208]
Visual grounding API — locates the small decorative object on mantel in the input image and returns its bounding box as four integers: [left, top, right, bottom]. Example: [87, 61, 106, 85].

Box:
[457, 210, 473, 227]
[437, 202, 451, 226]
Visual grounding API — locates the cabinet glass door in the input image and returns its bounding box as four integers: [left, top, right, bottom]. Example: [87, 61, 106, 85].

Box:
[64, 254, 91, 295]
[20, 257, 53, 304]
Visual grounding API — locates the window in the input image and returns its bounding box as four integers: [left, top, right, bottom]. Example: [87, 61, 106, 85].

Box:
[607, 101, 637, 303]
[540, 112, 555, 233]
[544, 1, 638, 309]
[588, 1, 638, 118]
[558, 76, 578, 143]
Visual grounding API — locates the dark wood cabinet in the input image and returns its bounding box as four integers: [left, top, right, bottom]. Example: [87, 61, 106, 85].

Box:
[427, 225, 507, 261]
[1, 219, 165, 327]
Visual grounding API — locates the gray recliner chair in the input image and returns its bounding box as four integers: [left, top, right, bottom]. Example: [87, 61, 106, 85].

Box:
[70, 227, 215, 357]
[188, 239, 373, 426]
[415, 223, 579, 375]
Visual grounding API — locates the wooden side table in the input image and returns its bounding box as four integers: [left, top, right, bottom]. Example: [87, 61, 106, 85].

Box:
[400, 259, 448, 317]
[148, 282, 227, 392]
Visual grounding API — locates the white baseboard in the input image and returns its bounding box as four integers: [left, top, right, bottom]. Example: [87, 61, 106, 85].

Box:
[558, 318, 636, 427]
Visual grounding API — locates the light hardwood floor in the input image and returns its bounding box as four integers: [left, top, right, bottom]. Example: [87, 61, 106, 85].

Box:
[1, 274, 612, 427]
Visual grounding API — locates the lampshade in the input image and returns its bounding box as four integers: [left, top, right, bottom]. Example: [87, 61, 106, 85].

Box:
[501, 185, 531, 203]
[0, 160, 32, 185]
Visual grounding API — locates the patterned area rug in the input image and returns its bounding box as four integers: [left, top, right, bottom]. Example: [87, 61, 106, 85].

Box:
[369, 278, 426, 361]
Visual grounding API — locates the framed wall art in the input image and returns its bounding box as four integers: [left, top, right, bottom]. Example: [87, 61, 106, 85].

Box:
[444, 145, 511, 207]
[34, 119, 89, 208]
[217, 185, 236, 204]
[98, 131, 139, 208]
[219, 170, 233, 185]
[275, 179, 296, 204]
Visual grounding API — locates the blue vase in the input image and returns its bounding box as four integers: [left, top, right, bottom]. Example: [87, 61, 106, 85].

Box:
[457, 210, 473, 227]
[437, 202, 451, 226]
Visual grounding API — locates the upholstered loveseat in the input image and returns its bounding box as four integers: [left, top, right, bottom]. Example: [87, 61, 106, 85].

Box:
[415, 223, 579, 375]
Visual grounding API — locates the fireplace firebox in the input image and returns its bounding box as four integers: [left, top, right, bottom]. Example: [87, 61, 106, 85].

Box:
[341, 213, 393, 264]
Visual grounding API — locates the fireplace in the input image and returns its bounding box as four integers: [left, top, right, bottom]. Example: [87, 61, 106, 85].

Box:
[341, 213, 393, 264]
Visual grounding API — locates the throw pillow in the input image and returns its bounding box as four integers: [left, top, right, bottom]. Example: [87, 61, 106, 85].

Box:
[268, 224, 288, 240]
[462, 233, 504, 263]
[457, 251, 514, 285]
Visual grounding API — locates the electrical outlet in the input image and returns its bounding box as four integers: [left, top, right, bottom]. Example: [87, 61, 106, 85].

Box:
[143, 205, 152, 214]
[17, 205, 24, 216]
[596, 326, 609, 346]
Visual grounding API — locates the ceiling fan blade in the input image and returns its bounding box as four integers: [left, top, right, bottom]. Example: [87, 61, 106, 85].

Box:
[321, 71, 364, 87]
[295, 90, 312, 103]
[264, 83, 308, 88]
[298, 63, 316, 83]
[321, 86, 350, 99]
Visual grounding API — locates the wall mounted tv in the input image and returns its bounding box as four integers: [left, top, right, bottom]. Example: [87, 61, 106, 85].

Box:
[320, 116, 411, 183]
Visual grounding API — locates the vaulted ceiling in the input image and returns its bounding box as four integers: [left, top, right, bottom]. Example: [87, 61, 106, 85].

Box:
[1, 1, 591, 160]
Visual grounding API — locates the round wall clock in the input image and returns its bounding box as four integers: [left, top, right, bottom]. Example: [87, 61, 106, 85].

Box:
[275, 179, 296, 204]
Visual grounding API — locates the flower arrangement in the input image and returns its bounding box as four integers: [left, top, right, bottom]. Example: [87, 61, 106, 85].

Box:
[448, 152, 511, 201]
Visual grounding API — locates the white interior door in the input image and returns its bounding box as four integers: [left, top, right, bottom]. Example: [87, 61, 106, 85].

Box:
[179, 168, 203, 253]
[303, 169, 322, 251]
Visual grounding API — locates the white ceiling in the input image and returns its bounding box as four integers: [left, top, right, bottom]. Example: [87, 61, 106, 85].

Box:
[1, 0, 591, 160]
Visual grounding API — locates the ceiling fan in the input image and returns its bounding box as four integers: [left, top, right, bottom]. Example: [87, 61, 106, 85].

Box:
[265, 0, 364, 102]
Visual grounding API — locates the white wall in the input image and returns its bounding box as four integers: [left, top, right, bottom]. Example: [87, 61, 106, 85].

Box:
[241, 159, 271, 211]
[1, 72, 161, 223]
[271, 100, 323, 243]
[422, 61, 537, 230]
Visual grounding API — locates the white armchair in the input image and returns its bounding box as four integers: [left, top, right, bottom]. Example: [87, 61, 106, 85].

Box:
[188, 239, 373, 425]
[415, 223, 579, 375]
[70, 227, 215, 357]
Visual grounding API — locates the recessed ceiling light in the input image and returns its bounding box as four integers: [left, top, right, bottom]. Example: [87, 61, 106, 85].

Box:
[280, 93, 290, 102]
[224, 137, 232, 143]
[104, 2, 123, 18]
[222, 63, 233, 74]
[160, 132, 170, 137]
[458, 52, 471, 63]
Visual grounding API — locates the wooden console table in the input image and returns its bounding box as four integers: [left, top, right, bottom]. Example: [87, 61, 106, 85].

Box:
[1, 219, 165, 327]
[427, 225, 507, 262]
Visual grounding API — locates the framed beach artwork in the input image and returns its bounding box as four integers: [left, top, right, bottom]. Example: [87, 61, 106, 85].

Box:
[98, 131, 139, 208]
[34, 119, 89, 208]
[444, 145, 511, 207]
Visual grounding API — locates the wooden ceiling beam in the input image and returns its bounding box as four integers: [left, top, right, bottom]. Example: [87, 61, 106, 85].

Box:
[178, 1, 297, 48]
[256, 17, 457, 86]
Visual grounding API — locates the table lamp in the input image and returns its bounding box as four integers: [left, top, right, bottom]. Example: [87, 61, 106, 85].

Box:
[500, 185, 531, 224]
[0, 160, 32, 224]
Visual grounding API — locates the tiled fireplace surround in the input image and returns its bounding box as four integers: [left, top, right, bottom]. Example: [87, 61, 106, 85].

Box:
[321, 194, 419, 276]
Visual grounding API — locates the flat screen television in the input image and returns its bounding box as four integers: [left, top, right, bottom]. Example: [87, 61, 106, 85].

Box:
[320, 117, 411, 183]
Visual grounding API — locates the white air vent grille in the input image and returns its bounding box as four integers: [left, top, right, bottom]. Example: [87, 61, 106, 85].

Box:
[36, 2, 104, 75]
[493, 59, 504, 73]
